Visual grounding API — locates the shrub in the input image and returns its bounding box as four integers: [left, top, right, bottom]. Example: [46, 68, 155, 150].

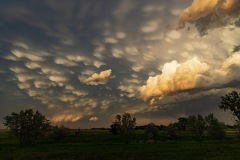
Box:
[4, 109, 50, 147]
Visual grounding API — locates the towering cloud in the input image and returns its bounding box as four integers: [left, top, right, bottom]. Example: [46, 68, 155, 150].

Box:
[178, 0, 240, 35]
[140, 58, 210, 100]
[80, 69, 112, 85]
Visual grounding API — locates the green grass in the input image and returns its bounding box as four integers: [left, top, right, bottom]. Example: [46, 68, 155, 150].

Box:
[1, 129, 240, 160]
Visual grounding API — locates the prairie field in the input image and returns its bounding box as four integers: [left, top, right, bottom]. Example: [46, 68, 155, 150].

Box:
[1, 129, 240, 160]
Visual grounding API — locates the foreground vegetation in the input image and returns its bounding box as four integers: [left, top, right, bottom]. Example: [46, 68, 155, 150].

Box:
[1, 91, 240, 159]
[1, 129, 240, 160]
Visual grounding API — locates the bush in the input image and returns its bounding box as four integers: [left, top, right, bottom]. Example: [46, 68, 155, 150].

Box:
[50, 125, 70, 141]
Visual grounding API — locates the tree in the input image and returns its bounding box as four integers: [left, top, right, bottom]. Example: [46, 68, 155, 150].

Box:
[165, 123, 179, 140]
[205, 113, 225, 140]
[109, 122, 119, 135]
[219, 91, 240, 120]
[4, 109, 50, 146]
[111, 113, 136, 144]
[187, 115, 206, 140]
[144, 123, 159, 143]
[177, 117, 188, 131]
[219, 91, 240, 137]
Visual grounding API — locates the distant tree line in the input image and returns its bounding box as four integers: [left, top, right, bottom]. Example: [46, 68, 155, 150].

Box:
[3, 90, 240, 146]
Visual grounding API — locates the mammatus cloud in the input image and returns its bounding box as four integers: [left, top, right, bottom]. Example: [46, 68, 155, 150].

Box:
[89, 117, 98, 121]
[51, 113, 83, 123]
[140, 58, 210, 100]
[178, 0, 240, 35]
[80, 69, 112, 85]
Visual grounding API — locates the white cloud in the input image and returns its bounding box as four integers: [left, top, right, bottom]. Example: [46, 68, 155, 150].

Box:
[49, 75, 68, 83]
[112, 48, 124, 58]
[17, 82, 31, 90]
[116, 32, 126, 39]
[141, 21, 159, 33]
[9, 67, 25, 73]
[93, 60, 105, 68]
[105, 37, 118, 44]
[34, 80, 51, 89]
[13, 41, 29, 49]
[25, 62, 41, 69]
[80, 69, 112, 85]
[41, 67, 62, 75]
[132, 64, 143, 72]
[167, 30, 182, 40]
[16, 73, 36, 82]
[54, 57, 78, 67]
[125, 46, 138, 56]
[12, 50, 45, 61]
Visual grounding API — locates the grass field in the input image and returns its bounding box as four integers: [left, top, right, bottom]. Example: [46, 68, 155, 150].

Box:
[1, 129, 240, 160]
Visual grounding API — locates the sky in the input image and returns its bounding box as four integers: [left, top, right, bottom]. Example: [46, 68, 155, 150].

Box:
[0, 0, 240, 128]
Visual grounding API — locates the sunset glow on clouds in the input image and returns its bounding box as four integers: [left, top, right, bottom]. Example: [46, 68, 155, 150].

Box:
[178, 0, 240, 35]
[0, 0, 239, 128]
[140, 58, 210, 100]
[80, 69, 112, 85]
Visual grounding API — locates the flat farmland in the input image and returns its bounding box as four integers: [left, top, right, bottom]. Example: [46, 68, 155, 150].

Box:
[0, 129, 240, 160]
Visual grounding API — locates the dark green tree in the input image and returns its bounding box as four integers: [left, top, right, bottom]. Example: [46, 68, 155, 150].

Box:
[177, 117, 188, 131]
[109, 122, 119, 135]
[219, 91, 240, 120]
[219, 91, 240, 137]
[165, 123, 179, 140]
[4, 109, 50, 146]
[111, 113, 136, 144]
[205, 113, 225, 140]
[187, 115, 206, 140]
[144, 123, 159, 143]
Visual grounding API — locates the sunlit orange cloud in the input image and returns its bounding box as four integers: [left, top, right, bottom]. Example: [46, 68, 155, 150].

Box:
[140, 58, 209, 100]
[217, 52, 240, 76]
[222, 52, 240, 69]
[52, 114, 82, 123]
[81, 69, 112, 85]
[178, 0, 240, 29]
[89, 117, 98, 121]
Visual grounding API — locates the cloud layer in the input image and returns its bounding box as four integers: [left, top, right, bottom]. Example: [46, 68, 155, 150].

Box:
[178, 0, 240, 35]
[0, 0, 239, 128]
